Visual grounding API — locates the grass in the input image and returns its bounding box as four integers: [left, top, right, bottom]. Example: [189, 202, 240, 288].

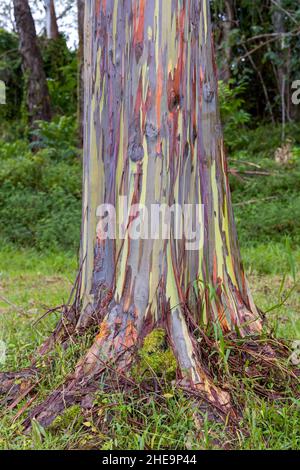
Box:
[0, 244, 299, 450]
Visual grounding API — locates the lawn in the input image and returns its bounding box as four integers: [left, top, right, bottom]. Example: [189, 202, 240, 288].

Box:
[0, 245, 299, 450]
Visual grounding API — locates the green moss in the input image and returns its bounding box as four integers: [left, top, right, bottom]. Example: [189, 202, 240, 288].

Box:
[50, 405, 83, 431]
[133, 329, 177, 382]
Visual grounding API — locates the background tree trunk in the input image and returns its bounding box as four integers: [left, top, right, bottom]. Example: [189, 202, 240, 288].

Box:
[271, 0, 290, 137]
[13, 0, 51, 125]
[77, 0, 85, 145]
[44, 0, 60, 40]
[220, 0, 234, 82]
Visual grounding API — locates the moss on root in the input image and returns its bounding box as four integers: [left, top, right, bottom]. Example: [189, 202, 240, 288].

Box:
[49, 405, 83, 431]
[132, 329, 177, 382]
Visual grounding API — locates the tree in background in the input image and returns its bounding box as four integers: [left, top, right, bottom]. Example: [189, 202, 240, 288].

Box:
[44, 0, 60, 40]
[13, 0, 51, 126]
[217, 0, 235, 82]
[0, 29, 23, 123]
[77, 0, 84, 144]
[212, 0, 300, 126]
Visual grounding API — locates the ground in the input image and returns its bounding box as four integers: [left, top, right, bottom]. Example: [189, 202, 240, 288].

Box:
[0, 246, 299, 450]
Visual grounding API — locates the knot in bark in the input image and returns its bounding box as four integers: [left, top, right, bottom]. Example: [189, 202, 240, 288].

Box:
[203, 82, 215, 103]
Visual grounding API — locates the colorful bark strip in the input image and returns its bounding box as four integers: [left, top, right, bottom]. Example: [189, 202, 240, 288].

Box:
[78, 0, 262, 406]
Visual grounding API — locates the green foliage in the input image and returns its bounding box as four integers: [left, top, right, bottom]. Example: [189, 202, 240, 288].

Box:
[229, 126, 300, 247]
[29, 116, 79, 159]
[47, 57, 78, 116]
[219, 80, 251, 151]
[212, 0, 300, 121]
[0, 29, 23, 124]
[39, 35, 78, 116]
[0, 121, 82, 250]
[0, 31, 77, 130]
[0, 139, 29, 160]
[229, 122, 300, 159]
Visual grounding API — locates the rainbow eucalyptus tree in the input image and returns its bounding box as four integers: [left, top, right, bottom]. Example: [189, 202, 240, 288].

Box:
[2, 0, 266, 427]
[13, 0, 51, 125]
[78, 0, 262, 391]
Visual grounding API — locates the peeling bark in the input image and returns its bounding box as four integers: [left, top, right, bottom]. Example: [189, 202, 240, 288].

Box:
[77, 0, 262, 409]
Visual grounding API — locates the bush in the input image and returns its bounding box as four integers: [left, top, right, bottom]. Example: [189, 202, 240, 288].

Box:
[219, 80, 251, 152]
[0, 29, 23, 124]
[0, 130, 81, 250]
[40, 35, 78, 116]
[29, 116, 79, 160]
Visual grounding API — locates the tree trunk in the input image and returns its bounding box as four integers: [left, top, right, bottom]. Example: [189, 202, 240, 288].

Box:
[77, 0, 85, 145]
[77, 0, 262, 407]
[45, 0, 60, 40]
[220, 0, 234, 82]
[4, 0, 269, 428]
[271, 0, 290, 135]
[13, 0, 51, 125]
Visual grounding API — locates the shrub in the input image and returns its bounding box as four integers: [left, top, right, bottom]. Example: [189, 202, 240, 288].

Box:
[219, 79, 251, 152]
[0, 133, 81, 250]
[29, 116, 79, 159]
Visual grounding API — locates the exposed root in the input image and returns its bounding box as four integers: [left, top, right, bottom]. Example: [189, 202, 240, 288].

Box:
[167, 306, 233, 417]
[37, 280, 114, 357]
[0, 368, 39, 406]
[0, 302, 80, 409]
[1, 288, 298, 435]
[0, 271, 102, 409]
[22, 377, 93, 430]
[227, 338, 300, 398]
[21, 306, 237, 431]
[36, 304, 80, 356]
[36, 265, 84, 356]
[21, 302, 140, 430]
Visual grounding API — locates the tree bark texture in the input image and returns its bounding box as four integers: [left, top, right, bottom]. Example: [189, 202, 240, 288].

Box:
[76, 0, 262, 408]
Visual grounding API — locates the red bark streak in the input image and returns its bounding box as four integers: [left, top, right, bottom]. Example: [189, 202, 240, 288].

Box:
[213, 253, 218, 285]
[134, 74, 144, 118]
[133, 0, 145, 46]
[96, 320, 110, 342]
[156, 62, 163, 129]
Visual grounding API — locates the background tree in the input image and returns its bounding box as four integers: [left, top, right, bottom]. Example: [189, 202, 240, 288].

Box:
[212, 0, 300, 126]
[77, 0, 84, 144]
[44, 0, 60, 40]
[13, 0, 51, 125]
